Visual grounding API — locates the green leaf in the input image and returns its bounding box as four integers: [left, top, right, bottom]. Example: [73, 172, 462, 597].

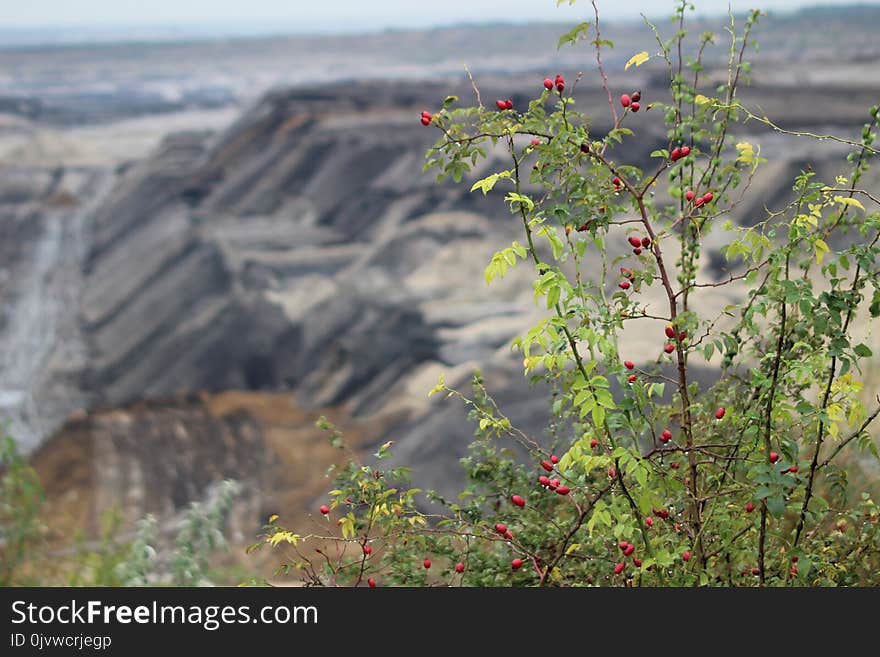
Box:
[470, 170, 510, 195]
[854, 343, 873, 358]
[766, 495, 786, 518]
[557, 21, 590, 49]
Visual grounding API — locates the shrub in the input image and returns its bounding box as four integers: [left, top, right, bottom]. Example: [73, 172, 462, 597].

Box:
[261, 1, 880, 586]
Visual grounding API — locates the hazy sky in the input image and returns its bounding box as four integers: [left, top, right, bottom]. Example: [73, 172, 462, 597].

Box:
[2, 0, 877, 31]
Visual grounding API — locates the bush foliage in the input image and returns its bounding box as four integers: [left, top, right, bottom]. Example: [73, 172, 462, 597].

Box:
[261, 1, 880, 587]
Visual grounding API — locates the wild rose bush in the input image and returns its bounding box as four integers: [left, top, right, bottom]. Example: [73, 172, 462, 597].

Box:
[259, 1, 880, 586]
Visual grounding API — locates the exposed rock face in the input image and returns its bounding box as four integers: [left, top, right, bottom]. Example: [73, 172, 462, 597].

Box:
[61, 79, 565, 506]
[0, 159, 111, 448]
[29, 392, 383, 556]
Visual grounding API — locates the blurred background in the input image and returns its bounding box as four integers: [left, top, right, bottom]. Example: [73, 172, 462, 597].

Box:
[1, 0, 878, 584]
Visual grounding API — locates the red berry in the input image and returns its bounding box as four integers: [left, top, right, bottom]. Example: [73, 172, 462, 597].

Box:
[694, 197, 705, 208]
[621, 94, 631, 107]
[633, 247, 642, 255]
[531, 138, 540, 146]
[455, 562, 466, 573]
[495, 523, 507, 534]
[665, 325, 675, 338]
[496, 99, 507, 110]
[423, 558, 432, 569]
[319, 505, 330, 515]
[790, 565, 798, 575]
[549, 478, 560, 490]
[511, 558, 524, 570]
[624, 360, 635, 370]
[623, 544, 635, 556]
[630, 102, 640, 112]
[420, 116, 431, 126]
[652, 507, 660, 515]
[543, 78, 554, 90]
[619, 280, 631, 290]
[678, 331, 687, 342]
[769, 452, 780, 464]
[751, 567, 760, 576]
[590, 438, 599, 448]
[685, 190, 695, 201]
[633, 558, 643, 567]
[715, 407, 726, 419]
[550, 454, 559, 464]
[746, 502, 755, 513]
[661, 429, 673, 443]
[658, 509, 669, 519]
[511, 494, 526, 508]
[613, 176, 622, 188]
[505, 99, 514, 110]
[645, 516, 654, 527]
[368, 577, 377, 587]
[608, 467, 617, 478]
[680, 146, 691, 157]
[621, 267, 633, 278]
[641, 237, 651, 247]
[674, 523, 681, 531]
[363, 545, 372, 555]
[421, 110, 431, 118]
[628, 236, 642, 248]
[618, 541, 629, 551]
[670, 462, 680, 470]
[556, 486, 571, 496]
[665, 343, 675, 354]
[580, 143, 590, 153]
[504, 530, 514, 540]
[628, 374, 637, 383]
[789, 465, 799, 473]
[702, 191, 713, 203]
[670, 147, 682, 161]
[791, 555, 798, 563]
[614, 563, 626, 575]
[682, 551, 691, 562]
[541, 460, 554, 472]
[631, 91, 641, 102]
[538, 475, 550, 486]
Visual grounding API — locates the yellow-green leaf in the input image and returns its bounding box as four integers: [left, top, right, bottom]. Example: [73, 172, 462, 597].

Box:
[267, 531, 300, 547]
[736, 141, 755, 164]
[625, 51, 650, 70]
[695, 94, 712, 105]
[833, 196, 865, 212]
[814, 238, 830, 264]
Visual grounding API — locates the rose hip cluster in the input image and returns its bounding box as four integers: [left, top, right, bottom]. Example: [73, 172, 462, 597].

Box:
[686, 190, 714, 208]
[544, 74, 565, 93]
[620, 90, 642, 113]
[670, 145, 691, 161]
[494, 523, 526, 571]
